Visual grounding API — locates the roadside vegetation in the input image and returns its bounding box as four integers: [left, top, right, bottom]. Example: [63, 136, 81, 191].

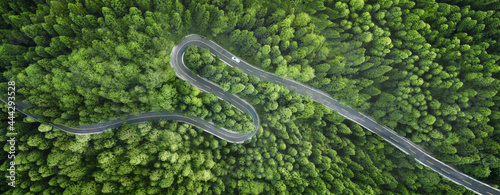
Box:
[1, 0, 499, 194]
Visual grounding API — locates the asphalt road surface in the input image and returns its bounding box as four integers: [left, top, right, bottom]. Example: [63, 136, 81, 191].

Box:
[0, 97, 257, 143]
[174, 34, 500, 195]
[1, 34, 499, 195]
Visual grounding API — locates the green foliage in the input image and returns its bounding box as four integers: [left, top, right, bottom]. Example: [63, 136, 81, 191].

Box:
[2, 0, 500, 194]
[184, 46, 255, 133]
[211, 0, 500, 190]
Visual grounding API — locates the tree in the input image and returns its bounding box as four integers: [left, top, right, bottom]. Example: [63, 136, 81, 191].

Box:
[423, 114, 436, 125]
[293, 13, 311, 27]
[115, 44, 132, 59]
[230, 83, 246, 94]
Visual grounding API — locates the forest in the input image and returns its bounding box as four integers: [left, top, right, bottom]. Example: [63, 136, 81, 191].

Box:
[1, 0, 500, 194]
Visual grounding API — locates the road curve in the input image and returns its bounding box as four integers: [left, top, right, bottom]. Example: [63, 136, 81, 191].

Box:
[175, 34, 499, 195]
[1, 34, 499, 194]
[0, 96, 257, 143]
[0, 36, 260, 143]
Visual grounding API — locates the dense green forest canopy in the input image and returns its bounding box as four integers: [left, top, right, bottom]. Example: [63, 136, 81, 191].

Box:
[1, 0, 500, 194]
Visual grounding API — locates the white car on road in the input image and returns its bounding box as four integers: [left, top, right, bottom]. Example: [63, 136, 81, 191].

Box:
[231, 56, 241, 63]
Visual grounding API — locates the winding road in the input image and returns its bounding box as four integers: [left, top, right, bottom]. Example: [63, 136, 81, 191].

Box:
[1, 34, 499, 195]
